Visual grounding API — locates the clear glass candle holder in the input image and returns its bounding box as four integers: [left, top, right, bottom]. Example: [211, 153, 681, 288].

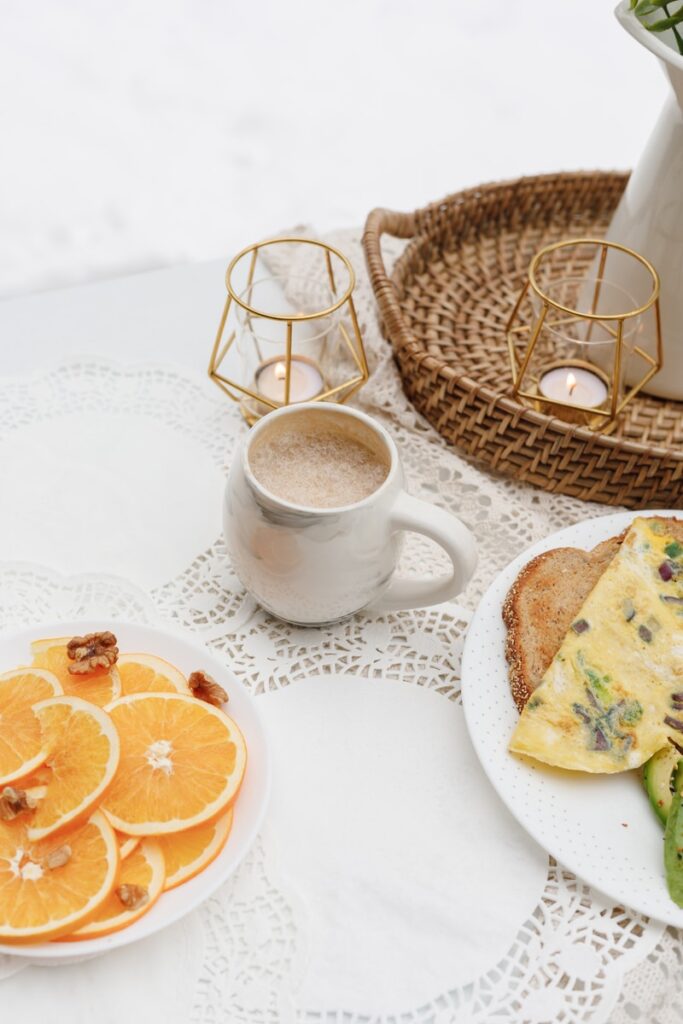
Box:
[506, 238, 662, 431]
[208, 238, 369, 424]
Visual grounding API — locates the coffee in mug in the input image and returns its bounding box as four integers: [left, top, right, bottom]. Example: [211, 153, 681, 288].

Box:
[225, 403, 477, 625]
[248, 410, 390, 509]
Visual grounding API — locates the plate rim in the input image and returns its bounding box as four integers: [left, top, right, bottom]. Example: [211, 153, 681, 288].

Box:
[0, 618, 271, 959]
[461, 508, 683, 927]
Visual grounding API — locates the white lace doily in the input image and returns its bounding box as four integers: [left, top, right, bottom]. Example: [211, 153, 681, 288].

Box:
[0, 229, 678, 1023]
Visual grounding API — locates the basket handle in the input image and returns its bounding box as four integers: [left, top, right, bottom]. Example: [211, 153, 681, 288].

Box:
[363, 208, 418, 352]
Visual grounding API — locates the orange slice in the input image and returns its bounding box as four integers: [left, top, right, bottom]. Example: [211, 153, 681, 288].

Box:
[102, 693, 247, 835]
[117, 832, 140, 860]
[63, 838, 165, 941]
[0, 669, 62, 786]
[157, 808, 233, 891]
[117, 654, 190, 696]
[27, 695, 120, 842]
[0, 810, 118, 943]
[31, 637, 121, 708]
[16, 762, 51, 792]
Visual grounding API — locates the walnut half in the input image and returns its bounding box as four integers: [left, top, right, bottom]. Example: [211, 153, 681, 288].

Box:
[0, 786, 36, 821]
[188, 670, 228, 708]
[116, 884, 149, 911]
[67, 631, 118, 675]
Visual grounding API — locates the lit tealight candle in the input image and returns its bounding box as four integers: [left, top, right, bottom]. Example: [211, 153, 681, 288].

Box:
[255, 355, 324, 404]
[538, 366, 608, 409]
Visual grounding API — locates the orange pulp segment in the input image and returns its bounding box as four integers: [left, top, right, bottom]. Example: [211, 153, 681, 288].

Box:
[117, 654, 190, 696]
[102, 693, 246, 835]
[157, 807, 233, 891]
[64, 838, 165, 940]
[0, 810, 118, 943]
[0, 669, 62, 786]
[27, 696, 120, 842]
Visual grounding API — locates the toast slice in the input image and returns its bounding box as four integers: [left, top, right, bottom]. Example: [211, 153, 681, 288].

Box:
[503, 533, 624, 712]
[504, 515, 683, 713]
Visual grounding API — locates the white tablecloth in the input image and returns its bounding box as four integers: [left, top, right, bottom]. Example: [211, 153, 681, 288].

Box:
[0, 230, 679, 1024]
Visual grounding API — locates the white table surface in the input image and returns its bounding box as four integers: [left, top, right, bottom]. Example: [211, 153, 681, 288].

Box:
[0, 260, 228, 373]
[0, 0, 667, 299]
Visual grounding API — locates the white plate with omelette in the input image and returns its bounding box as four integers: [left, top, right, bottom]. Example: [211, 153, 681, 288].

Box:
[461, 509, 683, 927]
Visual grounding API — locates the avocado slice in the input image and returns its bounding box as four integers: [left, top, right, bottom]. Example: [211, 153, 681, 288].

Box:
[664, 760, 683, 907]
[643, 746, 680, 825]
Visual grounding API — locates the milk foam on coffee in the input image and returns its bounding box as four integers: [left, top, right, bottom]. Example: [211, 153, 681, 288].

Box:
[249, 409, 390, 509]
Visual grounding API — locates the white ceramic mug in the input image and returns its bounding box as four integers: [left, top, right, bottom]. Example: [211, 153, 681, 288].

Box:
[224, 403, 477, 625]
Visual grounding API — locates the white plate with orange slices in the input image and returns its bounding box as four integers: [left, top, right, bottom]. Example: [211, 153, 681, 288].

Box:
[0, 620, 270, 958]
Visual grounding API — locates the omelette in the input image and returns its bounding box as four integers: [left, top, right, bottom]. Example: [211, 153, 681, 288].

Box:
[509, 517, 683, 773]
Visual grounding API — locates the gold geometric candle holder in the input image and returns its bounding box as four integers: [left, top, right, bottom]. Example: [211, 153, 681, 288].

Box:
[208, 237, 369, 424]
[506, 238, 662, 432]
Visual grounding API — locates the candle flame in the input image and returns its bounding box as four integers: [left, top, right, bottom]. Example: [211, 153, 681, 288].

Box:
[274, 362, 287, 381]
[566, 371, 577, 397]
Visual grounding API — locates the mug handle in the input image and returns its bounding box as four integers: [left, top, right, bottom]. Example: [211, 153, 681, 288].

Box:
[370, 492, 478, 613]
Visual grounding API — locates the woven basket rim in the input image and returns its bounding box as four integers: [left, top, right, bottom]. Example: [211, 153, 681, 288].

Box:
[363, 170, 683, 466]
[398, 346, 682, 461]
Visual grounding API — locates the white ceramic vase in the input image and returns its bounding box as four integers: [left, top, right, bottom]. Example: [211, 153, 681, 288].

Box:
[609, 1, 683, 398]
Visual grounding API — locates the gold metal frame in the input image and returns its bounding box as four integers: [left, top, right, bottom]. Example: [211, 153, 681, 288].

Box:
[208, 237, 369, 423]
[506, 238, 663, 431]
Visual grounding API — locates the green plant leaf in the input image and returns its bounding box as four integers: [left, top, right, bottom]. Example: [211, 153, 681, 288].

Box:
[636, 0, 680, 9]
[648, 11, 683, 29]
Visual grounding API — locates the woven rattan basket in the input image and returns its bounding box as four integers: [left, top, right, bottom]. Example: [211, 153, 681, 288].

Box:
[363, 171, 683, 508]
